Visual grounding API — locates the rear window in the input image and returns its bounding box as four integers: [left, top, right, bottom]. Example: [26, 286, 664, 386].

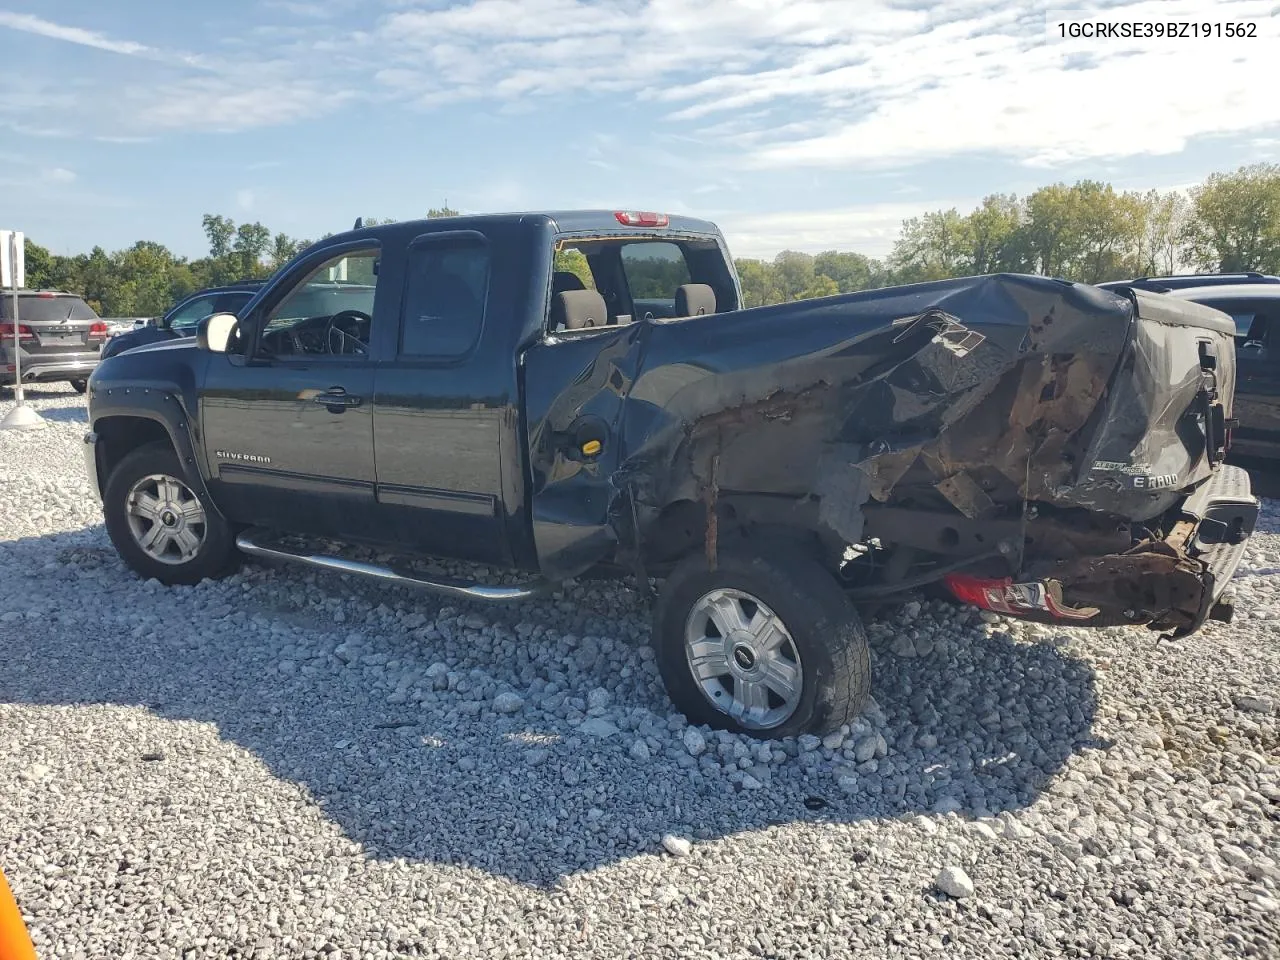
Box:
[620, 242, 692, 299]
[1, 295, 98, 322]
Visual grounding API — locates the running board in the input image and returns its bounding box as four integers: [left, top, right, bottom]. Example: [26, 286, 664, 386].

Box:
[234, 530, 555, 604]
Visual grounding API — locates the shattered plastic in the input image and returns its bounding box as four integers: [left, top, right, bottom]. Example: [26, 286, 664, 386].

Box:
[522, 273, 1238, 585]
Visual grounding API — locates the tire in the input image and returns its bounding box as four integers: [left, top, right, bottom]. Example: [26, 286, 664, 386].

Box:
[652, 544, 871, 739]
[103, 441, 240, 586]
[69, 379, 88, 394]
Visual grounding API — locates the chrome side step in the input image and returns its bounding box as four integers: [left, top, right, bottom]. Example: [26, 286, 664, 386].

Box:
[234, 530, 555, 604]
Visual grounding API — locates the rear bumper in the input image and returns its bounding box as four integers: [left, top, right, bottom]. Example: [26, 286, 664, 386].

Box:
[945, 464, 1259, 637]
[2, 350, 100, 384]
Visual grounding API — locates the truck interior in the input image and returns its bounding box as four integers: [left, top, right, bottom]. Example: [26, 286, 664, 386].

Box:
[547, 236, 740, 334]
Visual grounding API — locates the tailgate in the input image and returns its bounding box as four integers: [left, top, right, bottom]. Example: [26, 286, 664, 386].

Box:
[1070, 289, 1237, 521]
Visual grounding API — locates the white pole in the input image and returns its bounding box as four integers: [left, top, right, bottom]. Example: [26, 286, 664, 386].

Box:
[9, 231, 23, 406]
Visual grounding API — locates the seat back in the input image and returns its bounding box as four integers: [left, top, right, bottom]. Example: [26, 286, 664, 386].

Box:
[551, 289, 609, 331]
[552, 271, 586, 297]
[674, 283, 717, 317]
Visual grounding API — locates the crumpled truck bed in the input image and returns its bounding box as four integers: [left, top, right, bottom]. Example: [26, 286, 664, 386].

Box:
[522, 273, 1237, 584]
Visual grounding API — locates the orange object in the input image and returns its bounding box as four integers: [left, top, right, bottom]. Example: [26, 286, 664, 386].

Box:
[0, 868, 37, 960]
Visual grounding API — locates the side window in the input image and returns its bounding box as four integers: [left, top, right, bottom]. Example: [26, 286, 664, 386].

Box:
[165, 295, 219, 333]
[257, 249, 379, 359]
[400, 240, 489, 358]
[620, 242, 691, 300]
[213, 291, 253, 315]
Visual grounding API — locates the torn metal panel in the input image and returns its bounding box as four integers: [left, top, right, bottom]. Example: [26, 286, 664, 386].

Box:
[520, 273, 1240, 583]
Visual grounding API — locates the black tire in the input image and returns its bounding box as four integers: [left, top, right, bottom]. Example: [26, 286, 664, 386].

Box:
[69, 379, 88, 394]
[652, 544, 871, 739]
[103, 441, 240, 586]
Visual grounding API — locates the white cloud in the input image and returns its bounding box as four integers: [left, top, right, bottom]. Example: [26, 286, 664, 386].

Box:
[716, 198, 984, 260]
[0, 10, 154, 57]
[40, 167, 76, 184]
[369, 0, 1280, 171]
[235, 189, 256, 211]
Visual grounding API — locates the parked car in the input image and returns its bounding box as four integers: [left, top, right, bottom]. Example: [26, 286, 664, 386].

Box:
[1096, 272, 1280, 294]
[1156, 282, 1280, 460]
[100, 281, 265, 360]
[82, 211, 1257, 738]
[1, 290, 108, 393]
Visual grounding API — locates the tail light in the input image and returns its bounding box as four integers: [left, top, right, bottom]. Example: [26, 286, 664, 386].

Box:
[615, 211, 669, 227]
[943, 573, 1099, 621]
[87, 321, 109, 342]
[1, 324, 36, 343]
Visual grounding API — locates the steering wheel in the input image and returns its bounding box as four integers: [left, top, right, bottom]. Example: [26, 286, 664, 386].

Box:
[325, 309, 372, 356]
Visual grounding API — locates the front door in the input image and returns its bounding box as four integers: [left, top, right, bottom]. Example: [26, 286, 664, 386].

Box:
[201, 244, 386, 539]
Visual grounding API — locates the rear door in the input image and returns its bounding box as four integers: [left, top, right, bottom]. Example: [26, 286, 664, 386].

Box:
[370, 230, 510, 563]
[1200, 296, 1280, 457]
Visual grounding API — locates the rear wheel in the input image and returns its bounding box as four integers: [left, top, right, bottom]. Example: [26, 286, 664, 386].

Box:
[652, 544, 871, 739]
[103, 441, 240, 585]
[69, 379, 88, 394]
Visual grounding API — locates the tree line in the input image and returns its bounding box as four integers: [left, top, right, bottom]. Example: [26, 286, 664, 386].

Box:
[21, 207, 458, 317]
[18, 165, 1280, 316]
[735, 163, 1280, 306]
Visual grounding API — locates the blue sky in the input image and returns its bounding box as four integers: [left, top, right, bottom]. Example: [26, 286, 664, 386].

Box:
[2, 0, 1279, 262]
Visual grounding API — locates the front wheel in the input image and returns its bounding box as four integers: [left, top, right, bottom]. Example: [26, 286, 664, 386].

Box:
[69, 379, 88, 394]
[103, 441, 240, 586]
[652, 545, 871, 739]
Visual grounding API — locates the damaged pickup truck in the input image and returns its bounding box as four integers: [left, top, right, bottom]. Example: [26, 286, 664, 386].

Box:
[82, 210, 1259, 738]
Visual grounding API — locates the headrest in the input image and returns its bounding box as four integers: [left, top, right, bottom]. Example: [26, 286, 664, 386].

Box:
[552, 271, 586, 296]
[551, 289, 608, 331]
[675, 283, 716, 317]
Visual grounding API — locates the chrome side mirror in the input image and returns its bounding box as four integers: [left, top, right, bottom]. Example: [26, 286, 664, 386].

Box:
[197, 313, 239, 353]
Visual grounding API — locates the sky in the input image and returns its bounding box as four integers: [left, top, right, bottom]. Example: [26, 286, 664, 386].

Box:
[1, 0, 1279, 263]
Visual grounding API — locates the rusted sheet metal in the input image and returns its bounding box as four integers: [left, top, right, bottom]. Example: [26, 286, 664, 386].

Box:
[521, 274, 1236, 582]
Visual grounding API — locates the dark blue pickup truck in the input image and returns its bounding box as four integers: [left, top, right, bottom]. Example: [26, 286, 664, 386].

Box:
[82, 210, 1259, 738]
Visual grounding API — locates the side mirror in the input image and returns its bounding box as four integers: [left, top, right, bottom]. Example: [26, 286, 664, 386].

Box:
[197, 313, 239, 353]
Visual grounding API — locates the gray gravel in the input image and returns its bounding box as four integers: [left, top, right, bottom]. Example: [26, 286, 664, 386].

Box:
[2, 387, 1278, 959]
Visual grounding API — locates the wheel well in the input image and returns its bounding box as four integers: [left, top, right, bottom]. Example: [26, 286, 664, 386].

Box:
[94, 416, 173, 492]
[640, 496, 834, 575]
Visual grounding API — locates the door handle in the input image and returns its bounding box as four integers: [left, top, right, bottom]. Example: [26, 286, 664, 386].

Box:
[313, 388, 362, 408]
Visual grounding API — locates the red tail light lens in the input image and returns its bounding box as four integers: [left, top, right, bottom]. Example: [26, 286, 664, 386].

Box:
[2, 324, 37, 342]
[89, 321, 109, 336]
[615, 211, 669, 227]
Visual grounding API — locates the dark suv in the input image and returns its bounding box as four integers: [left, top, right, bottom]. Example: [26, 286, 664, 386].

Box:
[1102, 272, 1280, 459]
[1, 290, 108, 393]
[101, 281, 264, 360]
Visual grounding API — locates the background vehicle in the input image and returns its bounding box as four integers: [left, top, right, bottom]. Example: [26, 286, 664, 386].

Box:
[1, 290, 108, 393]
[1160, 282, 1280, 460]
[101, 281, 264, 360]
[83, 211, 1257, 738]
[1101, 273, 1280, 460]
[1096, 272, 1280, 294]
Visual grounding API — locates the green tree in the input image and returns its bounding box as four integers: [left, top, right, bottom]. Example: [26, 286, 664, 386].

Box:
[889, 209, 970, 282]
[964, 194, 1025, 274]
[1182, 163, 1280, 273]
[735, 258, 781, 307]
[427, 205, 459, 219]
[232, 222, 273, 278]
[813, 250, 884, 292]
[202, 215, 236, 258]
[553, 248, 594, 288]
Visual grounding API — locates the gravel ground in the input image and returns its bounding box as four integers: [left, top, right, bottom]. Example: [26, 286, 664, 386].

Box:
[1, 387, 1277, 959]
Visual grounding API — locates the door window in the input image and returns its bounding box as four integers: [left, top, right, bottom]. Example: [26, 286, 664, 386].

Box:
[400, 240, 489, 358]
[256, 249, 379, 359]
[165, 294, 220, 333]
